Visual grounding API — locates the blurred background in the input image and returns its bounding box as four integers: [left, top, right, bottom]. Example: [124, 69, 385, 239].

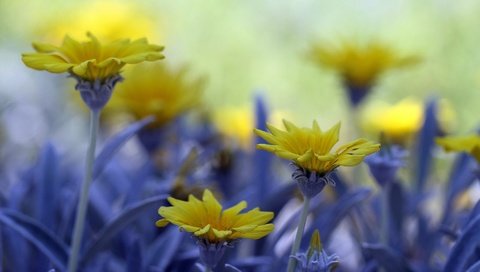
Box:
[1, 0, 480, 155]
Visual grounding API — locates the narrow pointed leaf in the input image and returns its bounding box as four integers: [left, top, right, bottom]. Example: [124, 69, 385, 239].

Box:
[444, 215, 480, 272]
[80, 195, 167, 266]
[0, 209, 68, 270]
[362, 243, 413, 272]
[93, 116, 154, 179]
[413, 98, 438, 193]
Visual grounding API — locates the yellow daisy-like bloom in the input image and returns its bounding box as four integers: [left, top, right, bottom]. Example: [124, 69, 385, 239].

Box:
[156, 189, 274, 243]
[212, 106, 254, 150]
[436, 135, 480, 163]
[309, 41, 418, 88]
[37, 0, 159, 43]
[361, 98, 456, 145]
[361, 99, 423, 144]
[254, 120, 380, 174]
[107, 63, 203, 128]
[22, 32, 164, 82]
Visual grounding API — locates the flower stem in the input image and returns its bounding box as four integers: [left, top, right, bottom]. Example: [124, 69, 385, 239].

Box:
[67, 109, 100, 272]
[287, 196, 311, 272]
[381, 182, 390, 245]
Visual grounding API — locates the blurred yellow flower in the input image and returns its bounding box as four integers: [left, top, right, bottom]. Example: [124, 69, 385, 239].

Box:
[22, 32, 164, 82]
[156, 189, 274, 243]
[309, 41, 418, 88]
[212, 106, 254, 150]
[361, 99, 423, 144]
[37, 0, 159, 42]
[436, 135, 480, 162]
[255, 120, 380, 174]
[108, 63, 203, 128]
[361, 98, 456, 145]
[212, 106, 292, 150]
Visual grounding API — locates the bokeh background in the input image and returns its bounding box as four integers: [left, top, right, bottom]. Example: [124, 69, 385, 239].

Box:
[1, 0, 480, 156]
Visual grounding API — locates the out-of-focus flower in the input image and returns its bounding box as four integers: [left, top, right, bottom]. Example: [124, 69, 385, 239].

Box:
[365, 144, 407, 187]
[212, 106, 254, 150]
[362, 98, 456, 145]
[37, 0, 159, 42]
[212, 106, 291, 151]
[22, 33, 164, 110]
[436, 135, 480, 163]
[255, 120, 379, 197]
[292, 230, 340, 272]
[361, 99, 423, 144]
[156, 189, 274, 269]
[108, 63, 203, 128]
[309, 41, 419, 106]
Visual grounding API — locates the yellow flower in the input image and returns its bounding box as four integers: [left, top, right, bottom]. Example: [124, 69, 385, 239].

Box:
[361, 98, 456, 145]
[212, 106, 254, 150]
[309, 41, 418, 88]
[436, 135, 480, 163]
[107, 63, 203, 128]
[37, 0, 159, 43]
[156, 189, 274, 243]
[254, 120, 380, 174]
[22, 32, 164, 82]
[361, 98, 423, 144]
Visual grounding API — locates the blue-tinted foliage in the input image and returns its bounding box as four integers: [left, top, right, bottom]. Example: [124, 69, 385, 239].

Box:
[0, 95, 479, 272]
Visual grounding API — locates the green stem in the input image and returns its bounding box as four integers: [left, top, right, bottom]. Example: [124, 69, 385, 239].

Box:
[204, 266, 212, 272]
[67, 110, 100, 272]
[287, 196, 311, 272]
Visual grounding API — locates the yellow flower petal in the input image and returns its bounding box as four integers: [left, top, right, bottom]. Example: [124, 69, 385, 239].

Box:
[156, 189, 274, 244]
[22, 33, 164, 81]
[155, 219, 169, 227]
[255, 119, 379, 174]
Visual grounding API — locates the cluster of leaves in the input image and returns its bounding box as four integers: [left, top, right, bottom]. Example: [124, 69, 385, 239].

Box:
[0, 97, 478, 272]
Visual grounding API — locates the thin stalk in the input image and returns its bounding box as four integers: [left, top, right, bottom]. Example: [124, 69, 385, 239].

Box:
[287, 196, 311, 272]
[204, 266, 212, 272]
[381, 182, 390, 245]
[67, 109, 100, 272]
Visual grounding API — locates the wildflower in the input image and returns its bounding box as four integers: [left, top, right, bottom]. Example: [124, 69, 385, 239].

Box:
[361, 98, 423, 145]
[309, 41, 418, 106]
[22, 32, 164, 110]
[255, 119, 380, 197]
[212, 106, 291, 151]
[292, 230, 340, 272]
[365, 144, 407, 187]
[436, 135, 480, 163]
[156, 189, 274, 269]
[212, 106, 254, 150]
[108, 63, 203, 128]
[37, 0, 158, 42]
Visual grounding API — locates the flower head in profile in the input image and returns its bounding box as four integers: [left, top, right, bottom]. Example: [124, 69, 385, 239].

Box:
[309, 41, 418, 105]
[255, 120, 380, 174]
[108, 63, 203, 128]
[156, 189, 274, 268]
[156, 189, 274, 242]
[437, 135, 480, 163]
[292, 230, 340, 272]
[255, 120, 380, 197]
[22, 33, 164, 110]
